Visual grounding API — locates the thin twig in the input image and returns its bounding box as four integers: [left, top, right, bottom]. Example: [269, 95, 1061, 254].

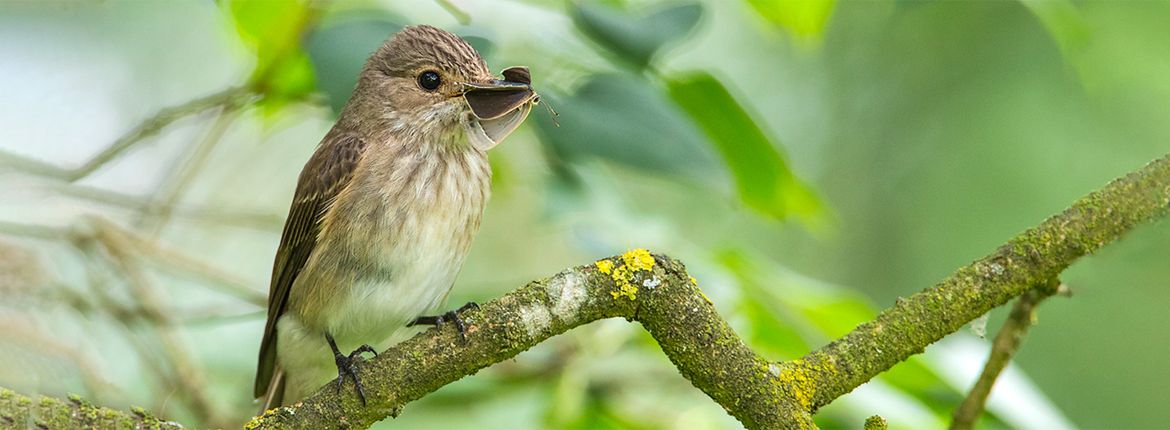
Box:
[435, 0, 471, 24]
[0, 221, 68, 240]
[0, 86, 251, 182]
[179, 309, 264, 326]
[90, 225, 226, 427]
[72, 235, 177, 410]
[950, 279, 1062, 430]
[0, 317, 120, 404]
[0, 217, 265, 306]
[47, 182, 282, 232]
[88, 218, 265, 306]
[138, 106, 242, 234]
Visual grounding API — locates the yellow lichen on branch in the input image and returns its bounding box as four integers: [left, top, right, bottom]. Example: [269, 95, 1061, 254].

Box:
[595, 259, 614, 274]
[621, 248, 655, 271]
[599, 248, 656, 301]
[777, 361, 816, 410]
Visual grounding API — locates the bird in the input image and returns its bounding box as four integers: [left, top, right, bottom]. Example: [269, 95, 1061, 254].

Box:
[253, 24, 538, 409]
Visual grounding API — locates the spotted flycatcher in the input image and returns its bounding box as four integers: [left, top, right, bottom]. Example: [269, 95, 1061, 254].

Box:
[253, 25, 537, 408]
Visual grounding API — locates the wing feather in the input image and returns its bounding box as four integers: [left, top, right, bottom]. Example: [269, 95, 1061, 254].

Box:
[254, 132, 366, 398]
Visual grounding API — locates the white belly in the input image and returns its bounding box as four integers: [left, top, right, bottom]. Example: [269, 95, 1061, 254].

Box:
[325, 223, 467, 346]
[277, 215, 474, 400]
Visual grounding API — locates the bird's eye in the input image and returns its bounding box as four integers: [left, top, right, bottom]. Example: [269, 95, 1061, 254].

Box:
[418, 71, 442, 91]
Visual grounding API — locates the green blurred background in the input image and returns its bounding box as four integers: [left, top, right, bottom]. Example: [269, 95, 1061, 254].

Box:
[1, 0, 1168, 428]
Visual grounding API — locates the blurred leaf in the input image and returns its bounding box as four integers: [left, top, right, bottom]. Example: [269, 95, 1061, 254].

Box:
[739, 296, 812, 359]
[306, 15, 404, 115]
[546, 365, 587, 429]
[307, 15, 497, 116]
[745, 0, 835, 41]
[718, 249, 961, 421]
[880, 359, 962, 409]
[227, 0, 312, 79]
[1019, 0, 1091, 65]
[224, 0, 319, 114]
[255, 51, 317, 117]
[667, 72, 823, 222]
[799, 296, 871, 338]
[461, 35, 496, 63]
[570, 2, 702, 69]
[532, 73, 719, 180]
[718, 249, 829, 356]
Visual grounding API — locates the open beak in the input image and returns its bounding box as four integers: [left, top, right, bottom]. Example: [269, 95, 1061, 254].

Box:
[463, 66, 537, 145]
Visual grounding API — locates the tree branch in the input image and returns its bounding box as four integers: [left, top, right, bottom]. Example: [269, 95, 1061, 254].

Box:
[800, 153, 1170, 410]
[0, 388, 182, 430]
[950, 279, 1062, 430]
[247, 154, 1169, 429]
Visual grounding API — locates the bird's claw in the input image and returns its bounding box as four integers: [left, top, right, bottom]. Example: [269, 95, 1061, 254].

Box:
[333, 345, 376, 404]
[326, 333, 376, 405]
[409, 301, 478, 343]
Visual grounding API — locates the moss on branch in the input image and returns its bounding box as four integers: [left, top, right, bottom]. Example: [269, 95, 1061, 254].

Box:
[804, 154, 1170, 409]
[0, 388, 181, 429]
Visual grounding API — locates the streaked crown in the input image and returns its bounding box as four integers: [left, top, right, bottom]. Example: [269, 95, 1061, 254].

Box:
[367, 25, 492, 85]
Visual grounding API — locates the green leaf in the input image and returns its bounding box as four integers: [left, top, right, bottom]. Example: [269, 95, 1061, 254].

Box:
[717, 248, 959, 418]
[745, 0, 836, 41]
[570, 2, 703, 69]
[532, 73, 719, 180]
[254, 50, 317, 116]
[667, 72, 823, 222]
[305, 14, 496, 116]
[1019, 0, 1091, 66]
[224, 0, 319, 112]
[306, 15, 404, 115]
[738, 296, 813, 359]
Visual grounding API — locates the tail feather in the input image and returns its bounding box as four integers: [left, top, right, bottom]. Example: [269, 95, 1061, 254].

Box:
[258, 366, 286, 413]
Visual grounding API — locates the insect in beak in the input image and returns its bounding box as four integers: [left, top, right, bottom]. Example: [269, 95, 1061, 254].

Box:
[462, 66, 540, 144]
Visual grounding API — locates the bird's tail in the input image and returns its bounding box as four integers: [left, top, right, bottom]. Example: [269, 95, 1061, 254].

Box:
[258, 366, 287, 413]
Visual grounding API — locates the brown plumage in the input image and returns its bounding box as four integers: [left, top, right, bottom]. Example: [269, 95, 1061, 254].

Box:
[254, 25, 536, 409]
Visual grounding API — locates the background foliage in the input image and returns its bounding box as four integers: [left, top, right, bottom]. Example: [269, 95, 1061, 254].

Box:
[1, 0, 1168, 428]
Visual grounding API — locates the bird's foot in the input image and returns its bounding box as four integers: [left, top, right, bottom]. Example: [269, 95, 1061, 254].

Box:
[325, 333, 377, 405]
[408, 301, 479, 343]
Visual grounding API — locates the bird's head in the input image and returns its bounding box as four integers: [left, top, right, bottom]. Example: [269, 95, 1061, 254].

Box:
[348, 25, 536, 151]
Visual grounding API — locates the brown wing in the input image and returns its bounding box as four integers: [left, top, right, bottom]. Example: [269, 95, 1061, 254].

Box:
[254, 132, 366, 398]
